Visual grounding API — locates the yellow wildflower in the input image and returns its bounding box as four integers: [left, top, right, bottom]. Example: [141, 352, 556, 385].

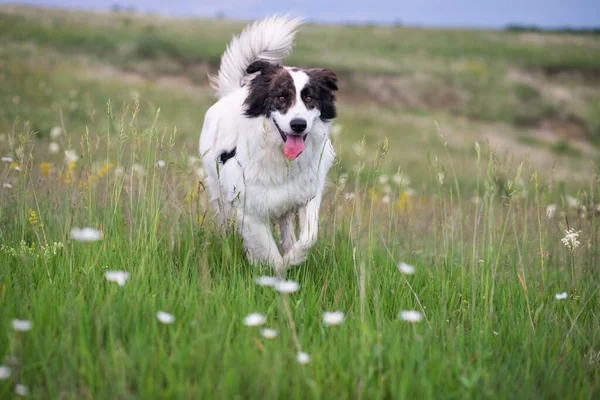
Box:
[39, 162, 52, 176]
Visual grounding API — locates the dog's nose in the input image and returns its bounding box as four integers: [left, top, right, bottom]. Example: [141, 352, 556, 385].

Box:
[290, 118, 307, 133]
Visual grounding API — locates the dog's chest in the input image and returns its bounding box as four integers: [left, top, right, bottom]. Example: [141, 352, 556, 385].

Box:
[240, 146, 321, 218]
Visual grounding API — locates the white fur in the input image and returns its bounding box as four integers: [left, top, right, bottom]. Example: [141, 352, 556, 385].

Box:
[210, 15, 303, 99]
[200, 17, 335, 274]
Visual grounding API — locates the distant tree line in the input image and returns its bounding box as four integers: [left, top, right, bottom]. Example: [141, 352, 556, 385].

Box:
[505, 24, 600, 35]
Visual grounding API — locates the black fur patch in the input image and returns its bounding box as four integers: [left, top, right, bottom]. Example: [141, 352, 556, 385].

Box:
[219, 147, 236, 164]
[244, 62, 296, 117]
[305, 68, 338, 121]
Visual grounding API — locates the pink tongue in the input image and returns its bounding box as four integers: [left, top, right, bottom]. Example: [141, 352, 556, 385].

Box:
[283, 136, 305, 160]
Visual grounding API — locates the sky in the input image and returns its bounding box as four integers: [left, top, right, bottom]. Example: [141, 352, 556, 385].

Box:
[2, 0, 598, 28]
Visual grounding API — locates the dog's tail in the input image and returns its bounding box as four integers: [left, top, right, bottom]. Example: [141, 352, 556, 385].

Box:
[210, 15, 303, 99]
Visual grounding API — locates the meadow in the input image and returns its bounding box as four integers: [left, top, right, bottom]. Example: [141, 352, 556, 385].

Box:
[1, 5, 600, 399]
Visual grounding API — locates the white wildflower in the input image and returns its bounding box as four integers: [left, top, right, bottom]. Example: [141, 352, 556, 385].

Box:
[14, 384, 29, 397]
[187, 156, 199, 167]
[114, 166, 124, 176]
[392, 173, 409, 186]
[70, 227, 102, 242]
[0, 365, 11, 380]
[274, 280, 300, 294]
[105, 271, 129, 286]
[48, 142, 60, 154]
[555, 292, 568, 300]
[296, 352, 310, 365]
[546, 204, 556, 219]
[561, 228, 581, 250]
[1, 157, 13, 163]
[323, 311, 345, 326]
[566, 195, 579, 208]
[64, 150, 79, 163]
[437, 172, 445, 185]
[260, 328, 278, 339]
[382, 195, 390, 204]
[243, 313, 266, 327]
[156, 311, 175, 324]
[399, 310, 422, 323]
[493, 331, 499, 336]
[11, 319, 33, 332]
[132, 163, 145, 177]
[156, 160, 166, 168]
[3, 183, 12, 189]
[255, 276, 277, 287]
[378, 175, 389, 185]
[50, 126, 62, 138]
[397, 262, 415, 275]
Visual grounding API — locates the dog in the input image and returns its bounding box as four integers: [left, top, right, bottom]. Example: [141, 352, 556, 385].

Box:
[199, 15, 338, 274]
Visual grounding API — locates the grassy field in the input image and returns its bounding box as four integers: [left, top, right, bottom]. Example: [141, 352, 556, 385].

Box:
[1, 5, 600, 399]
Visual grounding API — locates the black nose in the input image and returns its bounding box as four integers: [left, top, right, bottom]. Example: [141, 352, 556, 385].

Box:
[290, 118, 307, 133]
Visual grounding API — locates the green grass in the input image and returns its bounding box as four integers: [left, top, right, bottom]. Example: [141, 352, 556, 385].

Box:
[1, 6, 600, 398]
[1, 105, 599, 399]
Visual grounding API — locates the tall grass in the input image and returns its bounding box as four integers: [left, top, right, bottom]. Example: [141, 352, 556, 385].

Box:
[0, 103, 599, 399]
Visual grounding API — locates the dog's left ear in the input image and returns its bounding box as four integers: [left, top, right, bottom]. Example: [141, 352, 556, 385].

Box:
[308, 68, 338, 92]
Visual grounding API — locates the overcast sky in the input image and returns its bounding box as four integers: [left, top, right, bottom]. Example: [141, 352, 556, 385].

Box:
[2, 0, 598, 28]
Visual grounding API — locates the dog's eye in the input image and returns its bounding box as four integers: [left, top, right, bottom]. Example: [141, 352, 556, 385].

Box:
[305, 96, 312, 103]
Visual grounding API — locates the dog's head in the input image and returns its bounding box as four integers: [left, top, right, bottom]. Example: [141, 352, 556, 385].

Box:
[244, 60, 338, 160]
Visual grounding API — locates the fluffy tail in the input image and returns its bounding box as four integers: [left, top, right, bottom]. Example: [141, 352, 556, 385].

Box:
[210, 15, 303, 99]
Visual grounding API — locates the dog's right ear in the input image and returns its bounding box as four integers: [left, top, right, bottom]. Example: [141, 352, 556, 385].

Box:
[246, 60, 277, 75]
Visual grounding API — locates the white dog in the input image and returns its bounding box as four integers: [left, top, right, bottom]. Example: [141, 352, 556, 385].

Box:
[199, 16, 338, 273]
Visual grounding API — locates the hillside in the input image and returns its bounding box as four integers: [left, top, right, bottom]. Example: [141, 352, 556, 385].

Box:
[1, 5, 600, 190]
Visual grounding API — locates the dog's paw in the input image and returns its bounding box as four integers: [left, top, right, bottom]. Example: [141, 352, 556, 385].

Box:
[283, 244, 308, 268]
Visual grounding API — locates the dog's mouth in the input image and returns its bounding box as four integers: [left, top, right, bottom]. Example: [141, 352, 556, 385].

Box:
[273, 119, 307, 161]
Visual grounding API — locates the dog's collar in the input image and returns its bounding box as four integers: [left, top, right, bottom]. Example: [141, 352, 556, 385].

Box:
[219, 147, 237, 164]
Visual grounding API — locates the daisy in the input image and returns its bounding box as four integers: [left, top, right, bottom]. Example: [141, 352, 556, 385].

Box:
[156, 160, 166, 168]
[323, 311, 345, 326]
[397, 262, 415, 275]
[104, 271, 129, 286]
[3, 183, 12, 189]
[399, 310, 422, 323]
[156, 311, 175, 324]
[64, 150, 79, 163]
[14, 384, 29, 397]
[545, 204, 556, 219]
[49, 142, 60, 154]
[1, 156, 13, 163]
[255, 276, 277, 287]
[260, 328, 278, 339]
[296, 352, 310, 365]
[381, 195, 390, 204]
[378, 175, 389, 185]
[156, 311, 175, 325]
[70, 227, 102, 242]
[243, 313, 266, 327]
[50, 126, 63, 138]
[0, 365, 11, 380]
[555, 292, 568, 300]
[274, 280, 300, 294]
[11, 319, 33, 332]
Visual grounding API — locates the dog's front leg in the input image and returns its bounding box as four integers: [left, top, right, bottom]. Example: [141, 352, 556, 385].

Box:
[279, 211, 297, 254]
[284, 194, 321, 267]
[239, 214, 285, 273]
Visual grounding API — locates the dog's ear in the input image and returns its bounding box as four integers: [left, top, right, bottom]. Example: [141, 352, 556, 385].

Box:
[308, 68, 338, 92]
[246, 60, 278, 75]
